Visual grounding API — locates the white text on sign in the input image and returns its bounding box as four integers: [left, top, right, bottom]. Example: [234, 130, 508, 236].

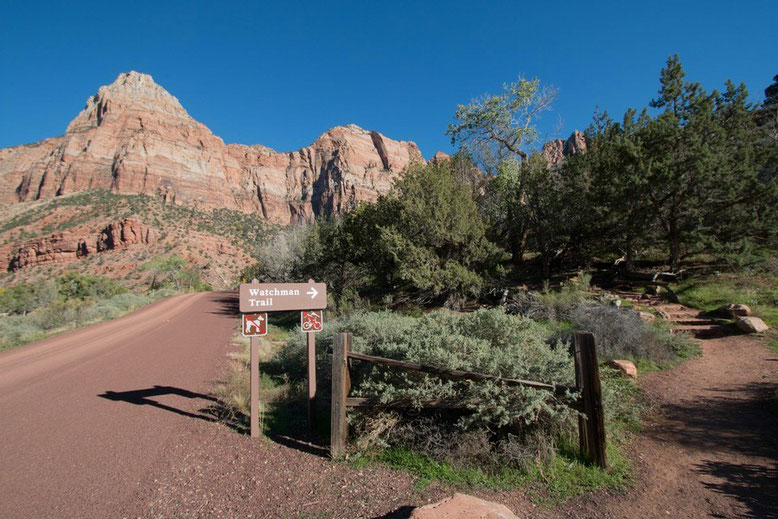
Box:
[239, 282, 327, 313]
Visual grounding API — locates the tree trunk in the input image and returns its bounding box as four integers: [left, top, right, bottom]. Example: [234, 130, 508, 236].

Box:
[625, 236, 635, 272]
[669, 220, 681, 269]
[510, 226, 529, 265]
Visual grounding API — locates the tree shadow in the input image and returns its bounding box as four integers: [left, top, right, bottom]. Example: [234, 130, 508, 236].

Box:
[645, 380, 778, 515]
[695, 461, 778, 518]
[208, 291, 240, 317]
[98, 385, 221, 423]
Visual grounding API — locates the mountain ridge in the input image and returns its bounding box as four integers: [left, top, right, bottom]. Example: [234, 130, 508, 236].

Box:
[0, 72, 425, 225]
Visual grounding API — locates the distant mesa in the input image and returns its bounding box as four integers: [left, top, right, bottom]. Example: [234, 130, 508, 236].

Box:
[0, 72, 424, 225]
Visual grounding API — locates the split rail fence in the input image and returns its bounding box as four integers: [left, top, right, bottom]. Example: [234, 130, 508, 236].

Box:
[330, 330, 607, 468]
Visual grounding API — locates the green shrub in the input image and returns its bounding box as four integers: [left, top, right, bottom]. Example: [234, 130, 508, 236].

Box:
[567, 302, 696, 365]
[0, 284, 39, 315]
[57, 272, 126, 300]
[276, 309, 578, 467]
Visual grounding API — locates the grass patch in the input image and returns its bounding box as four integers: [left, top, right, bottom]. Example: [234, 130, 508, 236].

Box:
[351, 447, 519, 490]
[350, 441, 634, 505]
[517, 442, 633, 505]
[674, 272, 778, 327]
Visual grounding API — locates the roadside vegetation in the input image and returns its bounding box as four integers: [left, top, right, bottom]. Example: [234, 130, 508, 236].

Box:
[219, 278, 696, 502]
[0, 255, 210, 351]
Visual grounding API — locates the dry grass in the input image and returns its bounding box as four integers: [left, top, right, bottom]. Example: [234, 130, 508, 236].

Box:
[212, 330, 292, 433]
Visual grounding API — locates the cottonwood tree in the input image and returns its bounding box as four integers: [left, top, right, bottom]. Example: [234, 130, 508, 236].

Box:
[447, 77, 557, 264]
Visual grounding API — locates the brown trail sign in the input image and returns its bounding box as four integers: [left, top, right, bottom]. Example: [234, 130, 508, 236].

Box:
[240, 282, 327, 312]
[239, 280, 327, 438]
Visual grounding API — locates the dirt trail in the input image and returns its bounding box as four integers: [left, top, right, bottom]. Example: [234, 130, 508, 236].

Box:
[0, 291, 237, 518]
[559, 304, 778, 518]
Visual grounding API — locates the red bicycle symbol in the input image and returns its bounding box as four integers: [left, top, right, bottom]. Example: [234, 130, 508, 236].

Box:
[301, 311, 323, 332]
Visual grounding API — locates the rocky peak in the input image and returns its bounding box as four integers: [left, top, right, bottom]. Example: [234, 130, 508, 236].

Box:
[541, 130, 587, 165]
[429, 151, 451, 164]
[0, 73, 425, 225]
[66, 71, 191, 133]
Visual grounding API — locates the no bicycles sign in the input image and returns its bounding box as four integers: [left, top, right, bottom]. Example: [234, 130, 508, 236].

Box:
[301, 310, 323, 333]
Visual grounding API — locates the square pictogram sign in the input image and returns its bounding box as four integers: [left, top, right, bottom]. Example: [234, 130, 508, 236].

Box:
[242, 312, 268, 337]
[301, 310, 323, 333]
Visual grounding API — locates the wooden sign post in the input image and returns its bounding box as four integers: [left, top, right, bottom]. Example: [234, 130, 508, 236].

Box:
[239, 280, 327, 437]
[301, 310, 324, 427]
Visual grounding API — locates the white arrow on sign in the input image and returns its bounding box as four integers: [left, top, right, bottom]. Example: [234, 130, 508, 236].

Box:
[307, 286, 318, 299]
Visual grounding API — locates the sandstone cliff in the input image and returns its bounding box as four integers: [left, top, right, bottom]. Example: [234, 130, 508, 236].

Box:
[541, 130, 587, 165]
[0, 72, 424, 224]
[8, 218, 159, 271]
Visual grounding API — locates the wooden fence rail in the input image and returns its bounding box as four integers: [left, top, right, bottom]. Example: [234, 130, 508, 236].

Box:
[330, 331, 607, 468]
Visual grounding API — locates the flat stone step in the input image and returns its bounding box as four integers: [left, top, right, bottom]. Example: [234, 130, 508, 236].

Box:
[673, 318, 718, 325]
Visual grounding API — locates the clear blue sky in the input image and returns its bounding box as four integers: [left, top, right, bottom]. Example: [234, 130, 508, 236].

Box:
[1, 0, 776, 157]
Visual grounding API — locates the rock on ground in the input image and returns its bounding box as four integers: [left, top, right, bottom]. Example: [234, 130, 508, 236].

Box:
[735, 316, 769, 333]
[411, 493, 518, 519]
[605, 359, 638, 378]
[717, 304, 752, 317]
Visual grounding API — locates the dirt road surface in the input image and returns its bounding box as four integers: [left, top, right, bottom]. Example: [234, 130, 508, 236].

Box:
[0, 291, 237, 518]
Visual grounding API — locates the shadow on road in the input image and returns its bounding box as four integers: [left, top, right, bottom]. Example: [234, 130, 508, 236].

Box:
[696, 461, 778, 519]
[98, 385, 220, 423]
[648, 380, 778, 517]
[208, 291, 240, 317]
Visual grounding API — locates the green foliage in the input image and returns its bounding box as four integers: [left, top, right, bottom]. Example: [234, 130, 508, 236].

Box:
[244, 161, 500, 308]
[450, 57, 778, 275]
[0, 283, 40, 315]
[56, 272, 126, 300]
[143, 254, 211, 292]
[447, 76, 556, 167]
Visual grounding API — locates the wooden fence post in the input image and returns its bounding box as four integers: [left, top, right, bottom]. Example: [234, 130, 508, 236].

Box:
[574, 331, 607, 468]
[330, 332, 351, 458]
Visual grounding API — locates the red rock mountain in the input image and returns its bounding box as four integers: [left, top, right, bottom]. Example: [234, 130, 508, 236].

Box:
[541, 130, 587, 165]
[0, 72, 425, 224]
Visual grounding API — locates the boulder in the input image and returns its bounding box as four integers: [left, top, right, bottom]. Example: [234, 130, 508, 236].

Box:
[639, 311, 656, 322]
[716, 304, 751, 317]
[735, 316, 769, 334]
[605, 359, 638, 379]
[410, 493, 517, 519]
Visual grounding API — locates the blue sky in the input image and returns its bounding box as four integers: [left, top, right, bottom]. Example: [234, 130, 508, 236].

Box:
[1, 0, 776, 157]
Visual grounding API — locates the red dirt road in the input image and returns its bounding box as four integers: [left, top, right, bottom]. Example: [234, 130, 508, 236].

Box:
[0, 291, 237, 518]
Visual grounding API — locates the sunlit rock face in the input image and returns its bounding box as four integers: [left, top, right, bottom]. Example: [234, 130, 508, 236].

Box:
[0, 72, 425, 225]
